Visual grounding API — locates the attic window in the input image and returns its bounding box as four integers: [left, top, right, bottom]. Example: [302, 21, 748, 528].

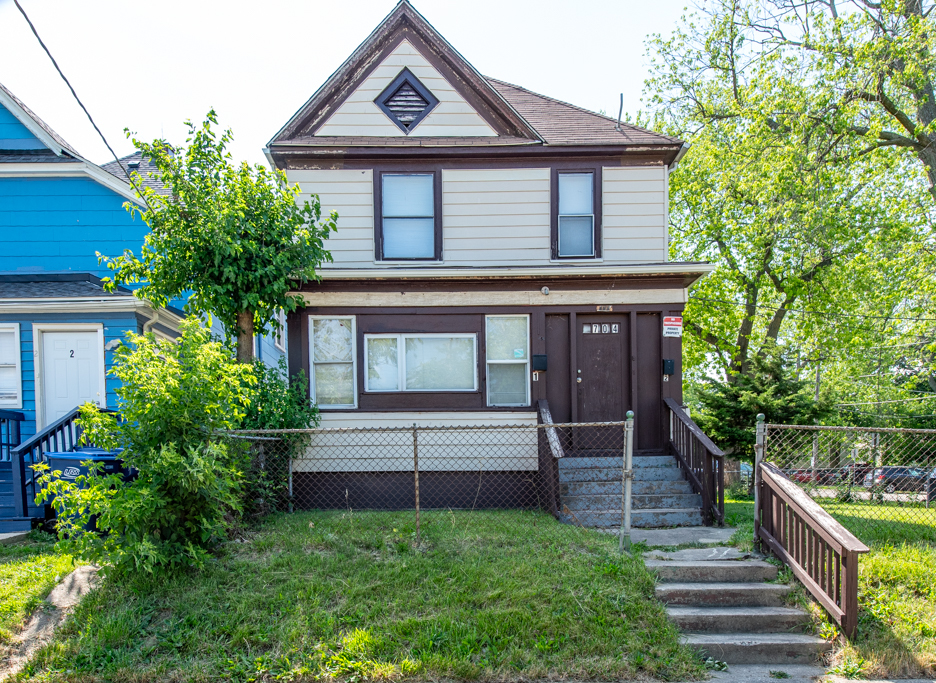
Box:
[375, 68, 439, 134]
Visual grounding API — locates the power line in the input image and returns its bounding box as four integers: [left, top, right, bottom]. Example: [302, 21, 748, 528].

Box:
[12, 0, 149, 208]
[688, 295, 936, 323]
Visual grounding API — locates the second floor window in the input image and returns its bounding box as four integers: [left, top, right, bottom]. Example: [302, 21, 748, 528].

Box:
[379, 173, 438, 260]
[556, 171, 596, 258]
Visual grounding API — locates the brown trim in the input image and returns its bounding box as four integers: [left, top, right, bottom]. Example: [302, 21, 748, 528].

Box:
[273, 9, 540, 143]
[569, 311, 577, 423]
[550, 166, 603, 260]
[296, 274, 699, 293]
[272, 146, 681, 165]
[301, 304, 687, 316]
[373, 168, 443, 262]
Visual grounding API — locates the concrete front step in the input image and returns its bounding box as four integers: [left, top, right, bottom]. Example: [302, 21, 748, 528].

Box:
[562, 493, 702, 511]
[647, 559, 778, 583]
[667, 605, 810, 633]
[559, 507, 703, 528]
[681, 632, 831, 665]
[558, 455, 677, 469]
[561, 479, 695, 496]
[656, 582, 791, 607]
[559, 467, 685, 482]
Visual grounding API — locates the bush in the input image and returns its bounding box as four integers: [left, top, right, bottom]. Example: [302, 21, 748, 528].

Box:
[238, 358, 318, 516]
[35, 318, 255, 576]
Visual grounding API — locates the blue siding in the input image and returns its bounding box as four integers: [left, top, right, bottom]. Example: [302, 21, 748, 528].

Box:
[0, 104, 45, 148]
[0, 314, 143, 441]
[0, 177, 148, 276]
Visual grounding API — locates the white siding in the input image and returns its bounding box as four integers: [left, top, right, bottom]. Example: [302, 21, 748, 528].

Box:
[442, 168, 551, 265]
[288, 169, 375, 268]
[316, 40, 497, 138]
[602, 167, 668, 262]
[295, 411, 539, 472]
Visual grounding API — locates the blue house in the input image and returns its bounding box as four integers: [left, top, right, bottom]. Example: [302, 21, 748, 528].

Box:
[0, 83, 283, 531]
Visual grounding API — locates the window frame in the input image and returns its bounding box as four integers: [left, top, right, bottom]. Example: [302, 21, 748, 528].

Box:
[485, 314, 531, 407]
[0, 323, 22, 409]
[374, 170, 443, 262]
[363, 332, 478, 393]
[274, 309, 287, 353]
[551, 167, 602, 260]
[308, 315, 357, 409]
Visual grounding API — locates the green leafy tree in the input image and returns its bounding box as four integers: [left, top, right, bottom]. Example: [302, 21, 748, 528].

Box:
[692, 345, 835, 460]
[100, 111, 338, 362]
[35, 318, 255, 575]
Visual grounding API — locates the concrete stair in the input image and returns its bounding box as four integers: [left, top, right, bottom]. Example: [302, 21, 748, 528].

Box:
[558, 455, 702, 528]
[650, 556, 831, 664]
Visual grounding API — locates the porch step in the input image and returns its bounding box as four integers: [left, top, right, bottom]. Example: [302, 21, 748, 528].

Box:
[0, 517, 33, 533]
[680, 633, 830, 665]
[667, 606, 809, 632]
[562, 493, 702, 511]
[559, 507, 703, 528]
[558, 455, 677, 469]
[656, 582, 791, 607]
[559, 466, 685, 482]
[646, 559, 778, 583]
[561, 479, 695, 496]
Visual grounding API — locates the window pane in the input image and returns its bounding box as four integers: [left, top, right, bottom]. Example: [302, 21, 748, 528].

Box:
[314, 363, 354, 405]
[383, 174, 433, 217]
[312, 319, 353, 362]
[0, 366, 17, 402]
[486, 317, 527, 361]
[382, 218, 435, 259]
[366, 337, 399, 391]
[558, 215, 594, 257]
[0, 330, 15, 364]
[488, 363, 527, 405]
[558, 173, 593, 215]
[405, 337, 475, 390]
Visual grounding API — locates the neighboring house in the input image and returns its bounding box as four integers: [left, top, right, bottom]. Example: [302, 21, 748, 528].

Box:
[0, 83, 287, 445]
[266, 2, 714, 508]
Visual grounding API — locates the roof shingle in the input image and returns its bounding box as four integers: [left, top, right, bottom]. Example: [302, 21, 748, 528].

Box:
[100, 151, 168, 195]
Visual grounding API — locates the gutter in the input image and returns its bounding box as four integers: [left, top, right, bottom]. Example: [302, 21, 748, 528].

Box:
[668, 142, 691, 170]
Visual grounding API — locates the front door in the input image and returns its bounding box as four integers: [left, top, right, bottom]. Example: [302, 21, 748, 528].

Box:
[576, 315, 630, 450]
[41, 331, 102, 426]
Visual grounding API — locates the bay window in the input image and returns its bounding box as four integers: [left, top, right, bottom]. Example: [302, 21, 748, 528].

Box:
[485, 315, 530, 406]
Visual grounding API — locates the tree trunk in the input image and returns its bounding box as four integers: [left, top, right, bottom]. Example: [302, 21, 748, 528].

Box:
[236, 310, 254, 364]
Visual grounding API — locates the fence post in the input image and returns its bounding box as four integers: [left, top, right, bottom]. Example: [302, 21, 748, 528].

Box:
[619, 410, 635, 554]
[753, 413, 765, 546]
[413, 423, 420, 546]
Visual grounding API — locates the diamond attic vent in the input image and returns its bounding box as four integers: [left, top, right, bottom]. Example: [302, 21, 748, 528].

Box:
[375, 68, 439, 134]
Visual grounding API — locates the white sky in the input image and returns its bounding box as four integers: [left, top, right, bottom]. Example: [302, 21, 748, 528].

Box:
[0, 0, 689, 167]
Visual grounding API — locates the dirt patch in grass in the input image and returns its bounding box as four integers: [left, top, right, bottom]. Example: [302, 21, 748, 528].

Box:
[0, 531, 75, 645]
[726, 496, 936, 679]
[17, 510, 706, 682]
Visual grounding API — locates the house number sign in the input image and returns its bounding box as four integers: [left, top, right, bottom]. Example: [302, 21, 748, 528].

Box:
[583, 323, 619, 334]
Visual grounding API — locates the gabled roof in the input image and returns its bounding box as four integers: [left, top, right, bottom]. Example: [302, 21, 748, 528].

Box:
[101, 150, 168, 195]
[269, 0, 542, 145]
[0, 81, 81, 158]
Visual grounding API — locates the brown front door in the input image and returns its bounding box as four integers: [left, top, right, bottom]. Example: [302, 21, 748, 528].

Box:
[575, 315, 630, 451]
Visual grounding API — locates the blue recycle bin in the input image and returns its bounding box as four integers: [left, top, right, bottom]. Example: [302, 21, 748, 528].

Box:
[45, 448, 132, 532]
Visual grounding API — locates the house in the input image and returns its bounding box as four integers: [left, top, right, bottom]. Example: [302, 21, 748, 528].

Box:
[267, 1, 719, 523]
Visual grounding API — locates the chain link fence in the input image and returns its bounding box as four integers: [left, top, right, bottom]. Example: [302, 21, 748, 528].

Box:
[227, 420, 641, 546]
[763, 424, 936, 542]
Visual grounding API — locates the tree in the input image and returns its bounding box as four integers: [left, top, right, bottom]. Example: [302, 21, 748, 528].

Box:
[643, 0, 936, 393]
[691, 344, 835, 460]
[100, 111, 338, 362]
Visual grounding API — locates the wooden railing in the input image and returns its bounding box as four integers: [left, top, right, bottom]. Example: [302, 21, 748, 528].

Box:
[0, 409, 24, 462]
[664, 398, 725, 526]
[536, 400, 563, 517]
[756, 461, 869, 638]
[10, 407, 117, 520]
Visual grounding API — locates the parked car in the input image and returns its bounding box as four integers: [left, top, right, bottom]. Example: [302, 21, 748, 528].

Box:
[834, 463, 874, 485]
[787, 468, 836, 485]
[862, 466, 930, 493]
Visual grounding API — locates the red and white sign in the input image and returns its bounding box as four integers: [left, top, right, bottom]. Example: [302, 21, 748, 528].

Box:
[663, 316, 683, 338]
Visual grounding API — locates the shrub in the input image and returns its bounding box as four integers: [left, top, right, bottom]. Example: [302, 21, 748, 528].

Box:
[238, 358, 318, 516]
[35, 318, 254, 576]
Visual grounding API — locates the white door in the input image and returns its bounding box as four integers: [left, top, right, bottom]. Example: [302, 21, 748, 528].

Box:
[42, 331, 102, 426]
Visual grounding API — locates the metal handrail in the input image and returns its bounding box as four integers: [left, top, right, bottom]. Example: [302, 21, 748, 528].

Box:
[664, 398, 725, 526]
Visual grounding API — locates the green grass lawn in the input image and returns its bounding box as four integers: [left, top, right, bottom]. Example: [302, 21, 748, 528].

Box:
[725, 495, 936, 679]
[16, 510, 705, 682]
[0, 531, 76, 644]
